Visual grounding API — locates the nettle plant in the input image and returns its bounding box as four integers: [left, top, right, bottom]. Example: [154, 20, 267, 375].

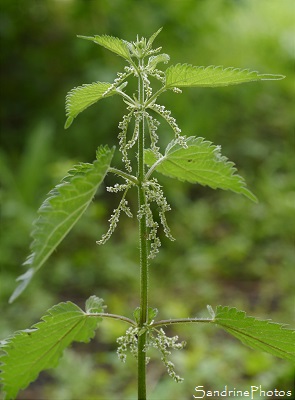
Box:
[1, 29, 294, 400]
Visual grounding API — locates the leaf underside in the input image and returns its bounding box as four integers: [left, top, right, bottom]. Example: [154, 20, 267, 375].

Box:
[165, 63, 285, 89]
[145, 136, 257, 202]
[214, 306, 295, 362]
[9, 146, 114, 303]
[0, 297, 104, 400]
[77, 34, 131, 61]
[65, 81, 117, 128]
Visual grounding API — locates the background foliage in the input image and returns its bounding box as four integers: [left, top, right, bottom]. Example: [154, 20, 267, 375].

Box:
[0, 0, 294, 399]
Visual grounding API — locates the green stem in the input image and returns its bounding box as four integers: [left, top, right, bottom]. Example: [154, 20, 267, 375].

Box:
[88, 312, 136, 326]
[137, 58, 148, 400]
[144, 86, 166, 108]
[145, 155, 165, 180]
[108, 167, 139, 185]
[151, 317, 213, 328]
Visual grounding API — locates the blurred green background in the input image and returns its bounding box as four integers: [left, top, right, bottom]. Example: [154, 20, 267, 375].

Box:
[0, 0, 294, 399]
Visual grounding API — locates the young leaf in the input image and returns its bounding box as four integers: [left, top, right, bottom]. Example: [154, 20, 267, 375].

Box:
[9, 146, 114, 303]
[65, 81, 117, 129]
[77, 34, 131, 61]
[145, 137, 257, 202]
[0, 297, 105, 399]
[85, 295, 106, 314]
[147, 27, 163, 49]
[213, 306, 295, 362]
[165, 63, 285, 89]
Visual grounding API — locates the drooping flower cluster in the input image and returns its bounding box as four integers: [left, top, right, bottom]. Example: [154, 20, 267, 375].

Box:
[117, 326, 139, 363]
[116, 325, 186, 383]
[138, 178, 175, 259]
[97, 33, 185, 256]
[118, 110, 140, 172]
[97, 175, 174, 257]
[96, 182, 133, 245]
[149, 328, 186, 383]
[150, 103, 187, 148]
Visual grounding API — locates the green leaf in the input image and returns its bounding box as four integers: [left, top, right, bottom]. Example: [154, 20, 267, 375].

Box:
[133, 307, 141, 324]
[213, 306, 295, 362]
[147, 27, 163, 49]
[10, 146, 114, 303]
[148, 53, 170, 70]
[0, 297, 105, 399]
[145, 137, 257, 202]
[165, 63, 285, 89]
[65, 81, 117, 129]
[77, 34, 131, 61]
[85, 295, 106, 314]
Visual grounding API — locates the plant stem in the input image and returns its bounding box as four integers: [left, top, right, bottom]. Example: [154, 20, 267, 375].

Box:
[108, 167, 139, 185]
[151, 317, 213, 328]
[88, 312, 136, 326]
[137, 58, 148, 400]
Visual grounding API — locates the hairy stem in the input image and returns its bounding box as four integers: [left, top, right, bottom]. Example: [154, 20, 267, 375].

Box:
[137, 58, 148, 400]
[151, 317, 213, 328]
[88, 312, 136, 326]
[145, 155, 165, 180]
[108, 167, 139, 185]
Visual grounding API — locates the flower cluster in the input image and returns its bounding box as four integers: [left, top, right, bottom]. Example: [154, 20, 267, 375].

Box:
[139, 66, 153, 98]
[118, 110, 141, 172]
[98, 34, 186, 261]
[138, 178, 174, 259]
[150, 328, 186, 383]
[150, 103, 187, 147]
[96, 182, 133, 245]
[148, 68, 166, 84]
[117, 325, 185, 383]
[145, 112, 161, 156]
[117, 327, 139, 363]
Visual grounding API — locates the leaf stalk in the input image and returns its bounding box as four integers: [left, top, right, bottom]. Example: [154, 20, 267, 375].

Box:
[108, 167, 139, 185]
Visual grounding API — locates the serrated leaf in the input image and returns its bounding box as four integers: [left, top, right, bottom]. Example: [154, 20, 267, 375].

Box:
[145, 136, 257, 202]
[148, 53, 170, 70]
[214, 306, 295, 362]
[85, 295, 106, 314]
[10, 146, 114, 303]
[165, 63, 285, 89]
[65, 81, 117, 128]
[77, 34, 131, 61]
[0, 297, 104, 399]
[147, 27, 163, 48]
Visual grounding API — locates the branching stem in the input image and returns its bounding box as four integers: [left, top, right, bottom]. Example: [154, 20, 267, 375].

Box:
[145, 86, 166, 108]
[108, 167, 139, 185]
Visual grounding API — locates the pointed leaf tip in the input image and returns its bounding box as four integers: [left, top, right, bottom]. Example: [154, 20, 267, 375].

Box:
[64, 116, 73, 129]
[145, 136, 257, 202]
[147, 27, 163, 47]
[8, 268, 34, 303]
[77, 34, 131, 61]
[10, 146, 114, 301]
[207, 305, 215, 319]
[165, 64, 285, 89]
